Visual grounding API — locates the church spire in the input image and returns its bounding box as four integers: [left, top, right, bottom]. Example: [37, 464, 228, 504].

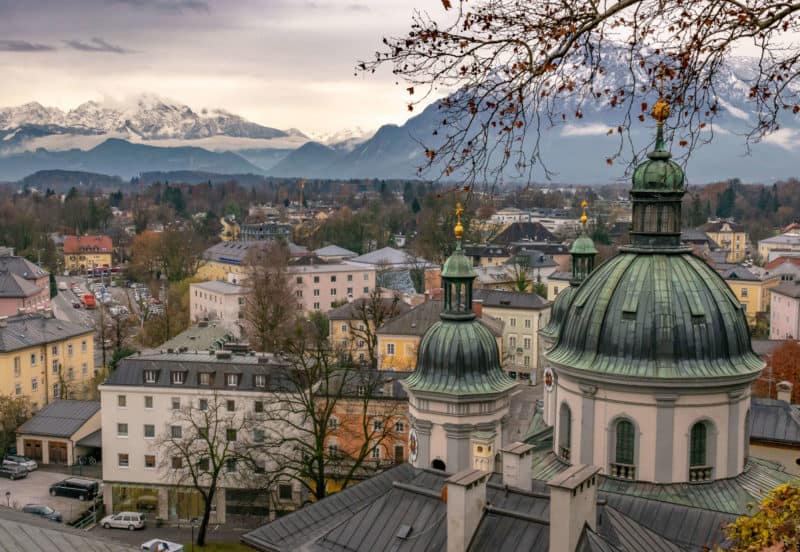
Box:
[570, 200, 597, 284]
[440, 202, 476, 320]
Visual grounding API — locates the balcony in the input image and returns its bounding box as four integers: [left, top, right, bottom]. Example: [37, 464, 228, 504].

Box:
[689, 465, 713, 482]
[609, 462, 636, 480]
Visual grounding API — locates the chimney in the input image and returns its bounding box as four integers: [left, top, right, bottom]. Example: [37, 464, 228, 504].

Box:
[547, 464, 601, 552]
[777, 381, 793, 404]
[501, 442, 534, 491]
[472, 299, 483, 319]
[446, 469, 488, 552]
[0, 316, 7, 328]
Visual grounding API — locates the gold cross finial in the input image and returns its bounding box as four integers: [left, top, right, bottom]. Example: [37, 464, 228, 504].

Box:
[454, 202, 464, 240]
[580, 200, 588, 227]
[652, 65, 670, 126]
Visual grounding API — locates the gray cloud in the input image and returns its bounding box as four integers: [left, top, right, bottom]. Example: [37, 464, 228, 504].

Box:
[301, 1, 369, 11]
[0, 39, 55, 52]
[64, 37, 133, 54]
[107, 0, 209, 12]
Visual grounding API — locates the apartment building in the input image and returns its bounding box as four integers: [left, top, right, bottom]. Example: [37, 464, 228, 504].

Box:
[291, 263, 376, 314]
[473, 289, 551, 384]
[701, 220, 748, 263]
[716, 264, 780, 325]
[100, 351, 303, 522]
[327, 298, 411, 364]
[770, 281, 800, 339]
[0, 312, 95, 410]
[0, 254, 50, 316]
[189, 281, 246, 328]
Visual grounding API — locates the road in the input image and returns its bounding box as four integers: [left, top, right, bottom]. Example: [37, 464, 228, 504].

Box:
[88, 519, 251, 548]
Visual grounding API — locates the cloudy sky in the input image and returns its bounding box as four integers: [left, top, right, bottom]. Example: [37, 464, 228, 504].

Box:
[0, 0, 442, 136]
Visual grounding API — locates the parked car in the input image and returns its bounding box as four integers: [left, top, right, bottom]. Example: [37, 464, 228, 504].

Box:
[3, 454, 38, 471]
[141, 539, 184, 552]
[0, 465, 28, 480]
[49, 478, 99, 501]
[100, 511, 145, 531]
[22, 504, 62, 522]
[72, 301, 82, 309]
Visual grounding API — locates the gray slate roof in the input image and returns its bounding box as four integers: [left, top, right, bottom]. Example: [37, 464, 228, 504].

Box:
[154, 322, 233, 353]
[17, 400, 99, 438]
[0, 313, 93, 353]
[474, 288, 549, 310]
[491, 222, 557, 245]
[0, 271, 42, 298]
[204, 240, 308, 265]
[750, 397, 800, 444]
[314, 245, 358, 258]
[327, 297, 412, 321]
[0, 509, 135, 551]
[191, 280, 244, 295]
[105, 351, 294, 391]
[0, 255, 47, 280]
[506, 250, 559, 269]
[771, 281, 800, 299]
[377, 300, 503, 338]
[349, 247, 434, 269]
[76, 429, 102, 448]
[715, 264, 760, 281]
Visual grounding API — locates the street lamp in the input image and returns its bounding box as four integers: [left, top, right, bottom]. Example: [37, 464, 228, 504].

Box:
[190, 517, 198, 552]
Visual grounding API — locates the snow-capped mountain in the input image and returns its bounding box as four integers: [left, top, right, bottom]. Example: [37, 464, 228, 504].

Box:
[0, 96, 308, 153]
[310, 127, 375, 152]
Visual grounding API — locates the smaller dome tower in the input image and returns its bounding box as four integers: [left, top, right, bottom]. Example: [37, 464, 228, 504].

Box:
[405, 203, 516, 474]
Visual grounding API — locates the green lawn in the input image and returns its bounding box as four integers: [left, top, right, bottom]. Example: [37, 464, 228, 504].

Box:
[182, 543, 251, 552]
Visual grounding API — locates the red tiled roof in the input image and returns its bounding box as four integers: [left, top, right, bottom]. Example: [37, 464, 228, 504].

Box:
[63, 235, 113, 254]
[765, 256, 800, 270]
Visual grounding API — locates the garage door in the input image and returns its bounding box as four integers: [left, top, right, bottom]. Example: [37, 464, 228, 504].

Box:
[23, 440, 42, 461]
[48, 441, 67, 465]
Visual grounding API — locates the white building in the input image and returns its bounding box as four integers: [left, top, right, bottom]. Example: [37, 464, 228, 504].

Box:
[190, 281, 246, 328]
[100, 351, 303, 522]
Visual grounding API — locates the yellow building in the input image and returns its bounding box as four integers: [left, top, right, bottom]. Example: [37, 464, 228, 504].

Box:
[701, 220, 747, 263]
[376, 300, 503, 371]
[63, 235, 113, 272]
[327, 298, 411, 365]
[546, 272, 572, 301]
[0, 312, 96, 411]
[219, 217, 240, 242]
[718, 265, 779, 325]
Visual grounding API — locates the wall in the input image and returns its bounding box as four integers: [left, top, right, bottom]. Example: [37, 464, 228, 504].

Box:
[554, 371, 747, 483]
[770, 291, 800, 339]
[483, 304, 550, 383]
[376, 335, 419, 371]
[292, 265, 376, 314]
[190, 284, 245, 326]
[750, 442, 800, 476]
[65, 253, 112, 271]
[547, 279, 570, 301]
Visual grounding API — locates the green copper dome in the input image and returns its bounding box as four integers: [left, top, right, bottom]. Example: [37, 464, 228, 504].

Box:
[540, 284, 576, 340]
[407, 203, 515, 396]
[571, 234, 598, 256]
[631, 126, 685, 192]
[546, 251, 763, 382]
[406, 319, 515, 395]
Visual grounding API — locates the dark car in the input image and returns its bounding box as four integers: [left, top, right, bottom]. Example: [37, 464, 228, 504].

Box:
[0, 465, 28, 480]
[22, 504, 62, 522]
[72, 300, 82, 309]
[49, 478, 99, 501]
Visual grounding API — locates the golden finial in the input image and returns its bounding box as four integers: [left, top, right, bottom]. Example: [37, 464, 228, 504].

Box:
[651, 99, 670, 126]
[454, 202, 464, 240]
[580, 200, 588, 227]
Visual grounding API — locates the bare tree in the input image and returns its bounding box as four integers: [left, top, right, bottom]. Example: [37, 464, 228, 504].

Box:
[360, 0, 800, 183]
[0, 396, 30, 458]
[156, 393, 259, 547]
[261, 326, 406, 501]
[242, 242, 298, 352]
[348, 288, 403, 368]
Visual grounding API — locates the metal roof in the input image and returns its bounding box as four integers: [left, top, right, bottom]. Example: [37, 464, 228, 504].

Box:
[474, 289, 549, 310]
[314, 245, 358, 258]
[76, 429, 102, 448]
[327, 297, 411, 321]
[770, 281, 800, 299]
[0, 255, 47, 280]
[150, 322, 233, 353]
[491, 223, 557, 245]
[0, 271, 42, 298]
[104, 351, 294, 391]
[0, 312, 93, 353]
[377, 301, 502, 338]
[349, 247, 434, 269]
[17, 400, 99, 438]
[0, 509, 135, 551]
[190, 280, 244, 295]
[750, 397, 800, 444]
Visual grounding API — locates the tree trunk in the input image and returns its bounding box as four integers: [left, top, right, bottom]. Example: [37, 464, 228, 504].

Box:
[197, 486, 215, 547]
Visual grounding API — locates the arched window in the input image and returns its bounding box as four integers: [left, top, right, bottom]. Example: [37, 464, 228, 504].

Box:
[558, 403, 571, 461]
[689, 421, 713, 482]
[431, 459, 446, 471]
[611, 419, 635, 480]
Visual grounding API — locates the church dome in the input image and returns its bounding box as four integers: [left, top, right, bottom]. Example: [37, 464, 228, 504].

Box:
[406, 202, 515, 396]
[631, 100, 684, 192]
[540, 284, 576, 340]
[407, 318, 514, 394]
[546, 251, 763, 382]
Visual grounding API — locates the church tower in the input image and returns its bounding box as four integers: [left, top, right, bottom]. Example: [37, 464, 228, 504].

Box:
[405, 204, 516, 473]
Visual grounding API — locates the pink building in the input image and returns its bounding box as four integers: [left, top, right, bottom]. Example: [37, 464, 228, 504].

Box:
[0, 255, 50, 316]
[770, 282, 800, 340]
[290, 263, 376, 314]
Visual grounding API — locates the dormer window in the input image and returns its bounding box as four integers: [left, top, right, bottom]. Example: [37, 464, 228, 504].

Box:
[144, 370, 158, 384]
[226, 373, 240, 387]
[171, 371, 186, 385]
[254, 374, 266, 388]
[199, 372, 212, 386]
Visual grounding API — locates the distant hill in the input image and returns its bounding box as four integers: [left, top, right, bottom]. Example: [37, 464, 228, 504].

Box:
[0, 139, 265, 181]
[20, 170, 125, 192]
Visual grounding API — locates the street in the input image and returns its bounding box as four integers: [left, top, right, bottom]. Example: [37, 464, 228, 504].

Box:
[88, 518, 250, 549]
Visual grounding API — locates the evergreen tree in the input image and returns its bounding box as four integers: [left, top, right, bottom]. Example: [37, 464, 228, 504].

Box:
[411, 197, 421, 213]
[687, 194, 705, 227]
[716, 185, 736, 218]
[49, 273, 57, 299]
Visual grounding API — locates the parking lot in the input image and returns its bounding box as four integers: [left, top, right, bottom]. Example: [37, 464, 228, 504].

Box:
[0, 469, 101, 524]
